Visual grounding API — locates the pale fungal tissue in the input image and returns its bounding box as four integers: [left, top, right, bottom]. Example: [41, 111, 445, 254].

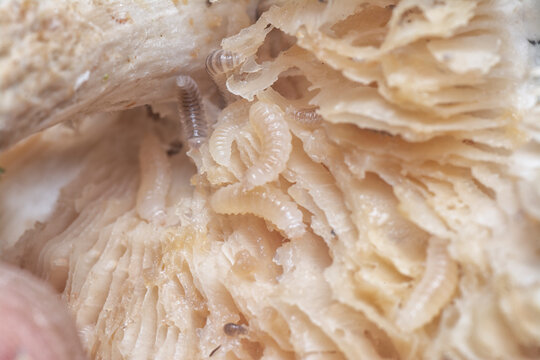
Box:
[0, 0, 540, 359]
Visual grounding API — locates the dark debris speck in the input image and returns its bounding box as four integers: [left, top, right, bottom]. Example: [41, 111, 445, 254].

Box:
[209, 345, 221, 357]
[167, 141, 183, 156]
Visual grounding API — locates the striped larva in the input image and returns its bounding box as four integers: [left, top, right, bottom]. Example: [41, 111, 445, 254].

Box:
[210, 182, 305, 239]
[285, 106, 323, 126]
[209, 100, 248, 167]
[206, 49, 242, 79]
[206, 49, 242, 105]
[136, 134, 171, 224]
[242, 101, 292, 190]
[176, 75, 208, 148]
[395, 239, 458, 332]
[209, 117, 241, 167]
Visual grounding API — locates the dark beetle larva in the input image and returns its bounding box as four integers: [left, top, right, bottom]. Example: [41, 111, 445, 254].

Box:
[205, 49, 242, 105]
[223, 323, 248, 337]
[176, 75, 207, 149]
[285, 106, 323, 126]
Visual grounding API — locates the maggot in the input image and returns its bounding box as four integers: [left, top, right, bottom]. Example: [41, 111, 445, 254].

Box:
[286, 106, 323, 126]
[210, 182, 306, 239]
[206, 49, 242, 78]
[243, 101, 292, 190]
[205, 49, 242, 105]
[136, 133, 171, 225]
[395, 239, 458, 332]
[176, 75, 208, 148]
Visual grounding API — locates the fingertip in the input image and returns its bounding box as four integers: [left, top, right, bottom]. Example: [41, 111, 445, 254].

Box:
[0, 263, 87, 360]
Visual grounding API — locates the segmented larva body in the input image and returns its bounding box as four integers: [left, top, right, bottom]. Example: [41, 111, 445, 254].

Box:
[136, 134, 171, 224]
[206, 49, 242, 78]
[209, 101, 247, 167]
[395, 240, 458, 332]
[243, 101, 292, 190]
[286, 106, 323, 126]
[206, 49, 242, 104]
[176, 75, 207, 148]
[210, 183, 305, 239]
[209, 118, 240, 167]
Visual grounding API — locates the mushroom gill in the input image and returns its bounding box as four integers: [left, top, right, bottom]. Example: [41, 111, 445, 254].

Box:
[1, 0, 540, 359]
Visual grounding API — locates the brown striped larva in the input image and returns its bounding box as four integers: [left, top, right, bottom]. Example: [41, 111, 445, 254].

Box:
[242, 101, 292, 190]
[395, 239, 458, 332]
[176, 75, 208, 149]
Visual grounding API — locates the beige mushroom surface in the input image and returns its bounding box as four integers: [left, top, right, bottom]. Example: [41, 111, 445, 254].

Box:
[1, 0, 540, 359]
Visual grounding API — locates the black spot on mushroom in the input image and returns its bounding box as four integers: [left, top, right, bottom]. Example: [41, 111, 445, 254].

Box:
[209, 345, 221, 357]
[223, 322, 247, 337]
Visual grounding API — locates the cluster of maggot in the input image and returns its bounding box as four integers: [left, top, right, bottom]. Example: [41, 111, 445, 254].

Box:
[177, 48, 323, 151]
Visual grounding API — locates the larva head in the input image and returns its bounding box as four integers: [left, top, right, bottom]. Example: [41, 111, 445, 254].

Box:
[243, 172, 260, 192]
[188, 137, 205, 149]
[176, 75, 197, 90]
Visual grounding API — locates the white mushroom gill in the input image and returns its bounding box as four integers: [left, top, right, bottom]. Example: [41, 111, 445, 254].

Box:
[1, 0, 540, 359]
